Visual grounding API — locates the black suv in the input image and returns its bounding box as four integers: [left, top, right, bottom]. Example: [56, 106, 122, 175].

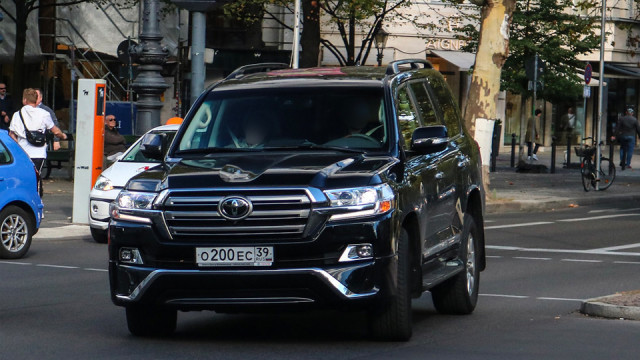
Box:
[108, 60, 486, 340]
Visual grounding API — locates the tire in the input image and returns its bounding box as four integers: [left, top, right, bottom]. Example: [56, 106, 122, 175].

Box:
[126, 305, 177, 337]
[581, 158, 593, 192]
[0, 205, 35, 259]
[368, 228, 412, 341]
[431, 214, 480, 315]
[597, 157, 615, 191]
[90, 227, 108, 244]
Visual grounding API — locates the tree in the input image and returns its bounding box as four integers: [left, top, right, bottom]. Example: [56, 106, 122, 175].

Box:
[225, 0, 413, 67]
[0, 0, 102, 96]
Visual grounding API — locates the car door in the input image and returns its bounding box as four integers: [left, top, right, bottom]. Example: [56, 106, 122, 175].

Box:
[0, 140, 13, 203]
[407, 80, 459, 256]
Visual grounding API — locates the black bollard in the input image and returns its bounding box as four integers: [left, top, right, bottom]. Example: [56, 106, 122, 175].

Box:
[510, 133, 516, 168]
[566, 134, 572, 168]
[551, 136, 556, 174]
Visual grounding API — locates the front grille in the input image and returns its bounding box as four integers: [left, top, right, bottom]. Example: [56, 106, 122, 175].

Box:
[162, 189, 312, 241]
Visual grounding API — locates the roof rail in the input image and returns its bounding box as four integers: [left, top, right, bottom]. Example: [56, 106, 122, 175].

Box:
[386, 59, 433, 76]
[225, 63, 290, 80]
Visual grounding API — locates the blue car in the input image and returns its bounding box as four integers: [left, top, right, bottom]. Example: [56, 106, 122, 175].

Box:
[0, 130, 43, 259]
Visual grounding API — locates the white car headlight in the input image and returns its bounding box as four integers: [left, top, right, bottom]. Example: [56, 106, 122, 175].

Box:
[93, 175, 114, 191]
[116, 190, 157, 210]
[324, 184, 395, 220]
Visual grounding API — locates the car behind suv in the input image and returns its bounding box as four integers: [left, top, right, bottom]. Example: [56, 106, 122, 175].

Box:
[108, 60, 486, 340]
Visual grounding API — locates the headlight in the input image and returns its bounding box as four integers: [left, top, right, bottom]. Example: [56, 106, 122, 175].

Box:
[93, 176, 114, 191]
[324, 184, 395, 220]
[116, 190, 157, 210]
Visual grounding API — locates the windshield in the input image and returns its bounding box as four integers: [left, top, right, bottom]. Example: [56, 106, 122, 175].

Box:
[120, 130, 177, 163]
[177, 87, 387, 154]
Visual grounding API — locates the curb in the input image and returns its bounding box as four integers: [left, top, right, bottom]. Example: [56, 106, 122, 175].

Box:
[581, 295, 640, 320]
[487, 192, 640, 214]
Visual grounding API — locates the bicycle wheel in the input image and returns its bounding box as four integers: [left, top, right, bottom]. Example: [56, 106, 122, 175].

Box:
[597, 157, 615, 190]
[581, 158, 594, 192]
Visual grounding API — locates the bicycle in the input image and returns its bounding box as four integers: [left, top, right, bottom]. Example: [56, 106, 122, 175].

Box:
[574, 137, 615, 192]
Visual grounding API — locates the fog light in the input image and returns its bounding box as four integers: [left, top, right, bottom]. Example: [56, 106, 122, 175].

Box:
[339, 244, 373, 262]
[119, 248, 143, 264]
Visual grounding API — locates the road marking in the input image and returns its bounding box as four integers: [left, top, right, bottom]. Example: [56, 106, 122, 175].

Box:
[481, 294, 529, 299]
[561, 259, 603, 263]
[36, 264, 79, 269]
[592, 243, 640, 252]
[557, 214, 640, 222]
[589, 207, 640, 214]
[613, 261, 640, 265]
[536, 297, 584, 302]
[84, 268, 108, 272]
[514, 257, 551, 261]
[485, 222, 554, 230]
[487, 245, 640, 257]
[0, 261, 32, 266]
[486, 255, 503, 258]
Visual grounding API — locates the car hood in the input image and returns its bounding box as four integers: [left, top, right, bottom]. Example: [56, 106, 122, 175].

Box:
[133, 152, 399, 190]
[101, 161, 160, 187]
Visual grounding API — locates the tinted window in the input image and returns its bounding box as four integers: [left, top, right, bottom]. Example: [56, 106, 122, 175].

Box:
[0, 141, 12, 164]
[427, 76, 462, 135]
[121, 131, 177, 162]
[409, 82, 440, 127]
[396, 84, 421, 147]
[177, 87, 388, 152]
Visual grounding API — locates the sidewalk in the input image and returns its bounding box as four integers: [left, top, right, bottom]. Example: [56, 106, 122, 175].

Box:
[487, 145, 640, 213]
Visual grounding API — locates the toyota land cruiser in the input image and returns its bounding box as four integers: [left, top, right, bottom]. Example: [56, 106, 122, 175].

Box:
[108, 59, 486, 341]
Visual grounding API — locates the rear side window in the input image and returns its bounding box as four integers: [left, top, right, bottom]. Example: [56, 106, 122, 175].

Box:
[0, 141, 12, 164]
[395, 84, 421, 147]
[427, 76, 462, 136]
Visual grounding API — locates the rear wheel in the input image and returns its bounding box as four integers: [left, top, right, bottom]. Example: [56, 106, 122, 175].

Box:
[598, 157, 615, 190]
[431, 214, 480, 315]
[0, 206, 35, 259]
[368, 228, 412, 341]
[90, 227, 108, 244]
[126, 305, 177, 337]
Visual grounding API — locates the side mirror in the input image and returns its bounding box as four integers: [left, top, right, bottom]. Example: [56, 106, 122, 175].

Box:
[411, 125, 449, 154]
[140, 133, 164, 161]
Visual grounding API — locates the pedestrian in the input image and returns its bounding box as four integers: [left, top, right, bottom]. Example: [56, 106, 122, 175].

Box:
[104, 114, 127, 162]
[8, 88, 67, 173]
[35, 88, 61, 151]
[526, 109, 542, 161]
[560, 107, 577, 144]
[0, 82, 14, 131]
[612, 107, 640, 171]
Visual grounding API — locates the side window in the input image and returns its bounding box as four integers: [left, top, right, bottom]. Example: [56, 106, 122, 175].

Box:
[395, 85, 421, 147]
[409, 82, 440, 127]
[0, 141, 11, 164]
[427, 76, 462, 136]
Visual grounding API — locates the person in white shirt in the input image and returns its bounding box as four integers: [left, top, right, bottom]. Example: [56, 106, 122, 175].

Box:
[8, 88, 67, 173]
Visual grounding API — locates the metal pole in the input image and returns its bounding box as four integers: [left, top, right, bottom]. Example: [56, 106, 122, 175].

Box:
[70, 46, 76, 134]
[130, 0, 169, 135]
[596, 0, 606, 190]
[292, 0, 301, 68]
[530, 53, 538, 163]
[190, 11, 206, 107]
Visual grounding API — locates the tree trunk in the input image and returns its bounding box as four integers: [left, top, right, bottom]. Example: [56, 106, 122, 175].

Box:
[13, 5, 29, 97]
[463, 0, 516, 191]
[300, 0, 320, 67]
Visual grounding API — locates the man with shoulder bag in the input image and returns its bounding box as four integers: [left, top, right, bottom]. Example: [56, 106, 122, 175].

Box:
[9, 88, 67, 174]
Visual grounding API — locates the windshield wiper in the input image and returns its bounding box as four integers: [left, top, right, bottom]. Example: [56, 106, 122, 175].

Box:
[175, 147, 261, 155]
[263, 144, 366, 154]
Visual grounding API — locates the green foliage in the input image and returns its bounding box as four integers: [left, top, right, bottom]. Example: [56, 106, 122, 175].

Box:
[444, 0, 600, 104]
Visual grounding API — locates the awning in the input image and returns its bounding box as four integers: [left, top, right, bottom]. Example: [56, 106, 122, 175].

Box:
[597, 64, 640, 79]
[428, 50, 476, 71]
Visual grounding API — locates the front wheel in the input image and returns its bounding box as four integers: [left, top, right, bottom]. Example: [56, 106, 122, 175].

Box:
[0, 205, 35, 259]
[126, 305, 177, 337]
[581, 158, 594, 192]
[368, 228, 412, 341]
[597, 157, 615, 190]
[90, 227, 108, 244]
[431, 214, 480, 315]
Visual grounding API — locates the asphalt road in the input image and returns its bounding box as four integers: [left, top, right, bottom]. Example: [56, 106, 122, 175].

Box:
[1, 202, 640, 359]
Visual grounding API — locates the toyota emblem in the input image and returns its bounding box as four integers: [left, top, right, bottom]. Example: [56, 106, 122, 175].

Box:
[218, 196, 253, 220]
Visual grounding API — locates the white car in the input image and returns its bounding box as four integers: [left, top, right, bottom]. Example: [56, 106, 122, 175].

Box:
[89, 124, 180, 243]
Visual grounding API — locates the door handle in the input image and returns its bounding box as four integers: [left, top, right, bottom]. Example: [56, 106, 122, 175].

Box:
[435, 172, 444, 180]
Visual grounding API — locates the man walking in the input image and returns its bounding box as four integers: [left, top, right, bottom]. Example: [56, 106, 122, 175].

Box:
[0, 83, 14, 131]
[35, 89, 61, 151]
[614, 108, 640, 171]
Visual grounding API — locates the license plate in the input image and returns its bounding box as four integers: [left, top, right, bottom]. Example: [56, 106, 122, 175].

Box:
[196, 247, 274, 267]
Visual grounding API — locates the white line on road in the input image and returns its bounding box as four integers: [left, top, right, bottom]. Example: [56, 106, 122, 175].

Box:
[481, 294, 585, 302]
[36, 264, 79, 269]
[536, 297, 584, 302]
[84, 268, 108, 272]
[561, 259, 603, 263]
[480, 294, 529, 299]
[557, 214, 640, 222]
[613, 261, 640, 265]
[514, 257, 552, 261]
[592, 243, 640, 252]
[485, 222, 554, 230]
[0, 261, 32, 266]
[487, 245, 640, 256]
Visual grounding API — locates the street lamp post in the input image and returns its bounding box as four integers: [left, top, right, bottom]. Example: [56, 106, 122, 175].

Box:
[130, 0, 169, 135]
[374, 27, 389, 67]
